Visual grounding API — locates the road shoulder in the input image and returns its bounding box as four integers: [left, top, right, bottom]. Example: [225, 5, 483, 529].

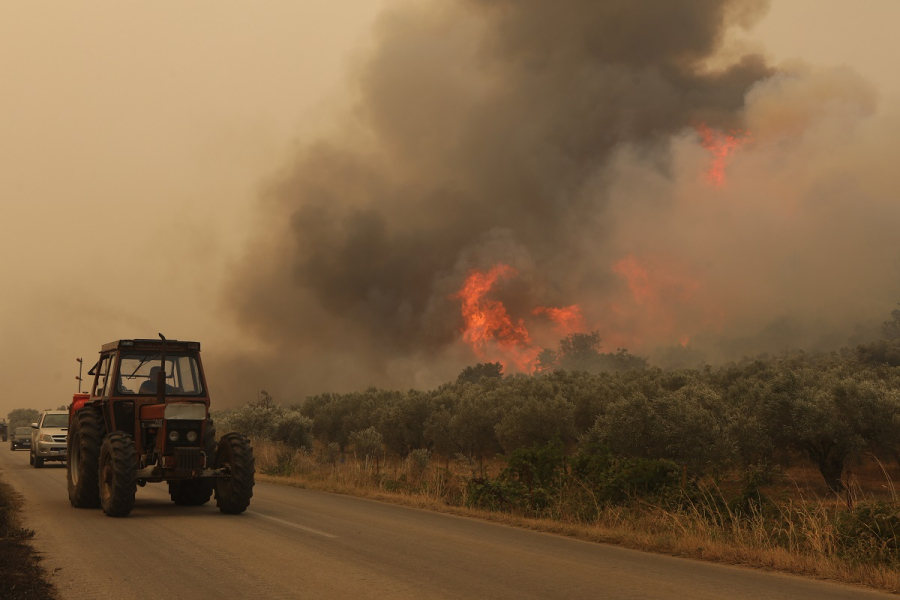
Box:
[0, 470, 58, 600]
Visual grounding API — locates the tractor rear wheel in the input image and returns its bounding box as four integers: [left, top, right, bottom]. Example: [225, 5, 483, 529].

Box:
[99, 432, 137, 517]
[67, 407, 106, 508]
[214, 433, 255, 514]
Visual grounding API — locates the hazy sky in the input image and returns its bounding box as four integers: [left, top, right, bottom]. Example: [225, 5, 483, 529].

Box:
[1, 1, 898, 418]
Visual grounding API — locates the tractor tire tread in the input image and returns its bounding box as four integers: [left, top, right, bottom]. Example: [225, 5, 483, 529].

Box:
[100, 432, 137, 517]
[68, 407, 106, 508]
[214, 433, 255, 514]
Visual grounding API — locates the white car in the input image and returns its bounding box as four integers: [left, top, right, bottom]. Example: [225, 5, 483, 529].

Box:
[31, 410, 68, 468]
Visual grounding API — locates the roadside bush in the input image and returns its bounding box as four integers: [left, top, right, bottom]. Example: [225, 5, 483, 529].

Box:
[407, 448, 431, 479]
[501, 440, 567, 511]
[265, 445, 298, 476]
[835, 502, 900, 566]
[465, 478, 520, 511]
[570, 441, 680, 505]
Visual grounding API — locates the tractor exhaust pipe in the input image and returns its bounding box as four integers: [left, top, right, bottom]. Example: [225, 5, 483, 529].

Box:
[158, 333, 167, 403]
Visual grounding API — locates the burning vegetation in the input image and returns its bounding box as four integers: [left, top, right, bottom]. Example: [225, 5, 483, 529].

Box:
[455, 265, 593, 372]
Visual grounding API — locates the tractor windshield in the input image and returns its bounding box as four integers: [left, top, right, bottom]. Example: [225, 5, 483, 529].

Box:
[116, 353, 204, 396]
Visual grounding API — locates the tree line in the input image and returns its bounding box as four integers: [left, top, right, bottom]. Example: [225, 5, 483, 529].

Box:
[219, 330, 900, 494]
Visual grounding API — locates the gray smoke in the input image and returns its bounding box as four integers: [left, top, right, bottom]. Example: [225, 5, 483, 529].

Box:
[220, 0, 899, 401]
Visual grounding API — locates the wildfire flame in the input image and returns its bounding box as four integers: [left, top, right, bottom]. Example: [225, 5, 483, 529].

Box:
[455, 264, 536, 370]
[696, 124, 748, 187]
[533, 305, 586, 335]
[455, 265, 586, 372]
[455, 254, 715, 372]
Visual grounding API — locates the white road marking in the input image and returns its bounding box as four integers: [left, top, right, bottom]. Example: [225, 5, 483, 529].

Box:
[250, 512, 338, 538]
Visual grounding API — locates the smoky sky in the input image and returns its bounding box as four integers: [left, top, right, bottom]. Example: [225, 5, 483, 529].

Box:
[226, 0, 885, 395]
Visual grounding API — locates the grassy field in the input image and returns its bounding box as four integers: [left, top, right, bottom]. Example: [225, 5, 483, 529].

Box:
[253, 440, 900, 595]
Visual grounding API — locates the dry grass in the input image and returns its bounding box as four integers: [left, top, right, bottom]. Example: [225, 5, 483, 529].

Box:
[252, 441, 900, 595]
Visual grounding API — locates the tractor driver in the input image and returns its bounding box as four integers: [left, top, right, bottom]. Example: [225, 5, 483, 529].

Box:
[139, 366, 176, 395]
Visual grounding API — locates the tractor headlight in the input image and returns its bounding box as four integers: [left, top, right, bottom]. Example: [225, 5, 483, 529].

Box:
[168, 430, 180, 442]
[186, 431, 198, 443]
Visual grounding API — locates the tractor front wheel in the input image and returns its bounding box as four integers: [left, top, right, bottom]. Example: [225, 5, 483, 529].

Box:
[68, 407, 106, 508]
[214, 433, 255, 514]
[99, 432, 137, 517]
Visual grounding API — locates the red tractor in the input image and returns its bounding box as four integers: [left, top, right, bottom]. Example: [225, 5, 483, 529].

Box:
[68, 336, 254, 517]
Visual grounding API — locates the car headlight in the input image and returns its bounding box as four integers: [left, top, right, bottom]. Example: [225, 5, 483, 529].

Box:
[168, 430, 180, 442]
[186, 431, 198, 443]
[40, 434, 54, 443]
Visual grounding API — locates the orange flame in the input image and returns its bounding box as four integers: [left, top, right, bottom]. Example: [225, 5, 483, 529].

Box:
[455, 265, 587, 372]
[696, 124, 748, 187]
[455, 256, 719, 371]
[533, 305, 586, 335]
[455, 264, 537, 370]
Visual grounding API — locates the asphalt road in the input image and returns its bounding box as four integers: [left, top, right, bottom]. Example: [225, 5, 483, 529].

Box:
[0, 448, 894, 600]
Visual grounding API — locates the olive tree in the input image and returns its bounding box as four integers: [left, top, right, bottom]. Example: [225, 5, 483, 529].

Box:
[591, 381, 733, 475]
[494, 393, 575, 453]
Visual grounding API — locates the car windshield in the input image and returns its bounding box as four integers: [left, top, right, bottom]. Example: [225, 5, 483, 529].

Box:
[15, 427, 31, 435]
[42, 414, 68, 428]
[117, 353, 203, 396]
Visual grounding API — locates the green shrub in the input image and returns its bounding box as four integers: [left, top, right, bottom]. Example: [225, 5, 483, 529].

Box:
[571, 441, 679, 505]
[465, 477, 521, 511]
[835, 502, 900, 565]
[501, 440, 567, 511]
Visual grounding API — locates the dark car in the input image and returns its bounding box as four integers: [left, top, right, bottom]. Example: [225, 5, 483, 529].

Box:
[10, 427, 32, 451]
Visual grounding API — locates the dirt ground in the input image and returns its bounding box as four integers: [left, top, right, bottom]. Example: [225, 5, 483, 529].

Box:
[0, 476, 57, 600]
